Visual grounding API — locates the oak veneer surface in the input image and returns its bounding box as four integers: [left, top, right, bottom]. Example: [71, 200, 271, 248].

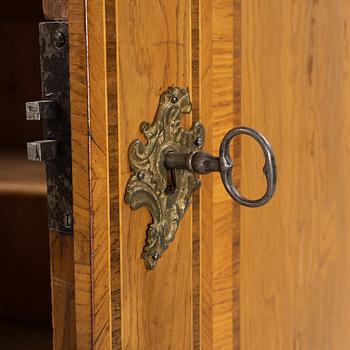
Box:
[70, 0, 113, 349]
[69, 0, 95, 348]
[49, 230, 76, 350]
[117, 2, 240, 348]
[117, 2, 193, 349]
[241, 0, 350, 349]
[69, 0, 239, 349]
[198, 1, 240, 349]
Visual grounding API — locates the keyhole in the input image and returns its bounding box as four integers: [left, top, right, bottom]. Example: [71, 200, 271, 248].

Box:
[64, 212, 73, 228]
[164, 169, 176, 195]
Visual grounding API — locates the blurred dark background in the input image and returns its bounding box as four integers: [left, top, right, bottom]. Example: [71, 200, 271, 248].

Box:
[0, 1, 52, 349]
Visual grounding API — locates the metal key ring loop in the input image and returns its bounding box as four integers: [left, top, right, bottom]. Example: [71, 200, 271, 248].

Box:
[219, 127, 277, 207]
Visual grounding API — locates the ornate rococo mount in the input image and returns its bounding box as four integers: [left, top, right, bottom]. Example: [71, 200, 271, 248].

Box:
[125, 87, 204, 269]
[125, 86, 277, 270]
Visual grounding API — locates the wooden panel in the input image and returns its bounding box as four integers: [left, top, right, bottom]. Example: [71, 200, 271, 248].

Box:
[106, 1, 121, 349]
[69, 0, 92, 348]
[241, 1, 350, 349]
[50, 231, 76, 350]
[69, 0, 114, 349]
[191, 1, 200, 348]
[69, 1, 241, 349]
[117, 2, 193, 349]
[87, 0, 112, 348]
[199, 1, 240, 349]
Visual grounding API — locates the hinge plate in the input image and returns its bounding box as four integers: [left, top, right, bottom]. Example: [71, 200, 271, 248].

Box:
[38, 21, 73, 234]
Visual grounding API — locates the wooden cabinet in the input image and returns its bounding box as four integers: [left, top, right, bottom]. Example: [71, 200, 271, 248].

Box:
[67, 1, 239, 348]
[12, 0, 350, 349]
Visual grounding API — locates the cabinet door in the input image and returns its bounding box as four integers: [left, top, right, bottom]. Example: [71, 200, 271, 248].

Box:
[46, 0, 350, 349]
[68, 1, 239, 349]
[241, 1, 350, 349]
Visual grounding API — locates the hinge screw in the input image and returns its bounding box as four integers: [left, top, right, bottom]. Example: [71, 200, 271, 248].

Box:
[53, 31, 65, 49]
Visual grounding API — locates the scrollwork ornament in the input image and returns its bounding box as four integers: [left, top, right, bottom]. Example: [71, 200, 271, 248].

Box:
[125, 86, 204, 269]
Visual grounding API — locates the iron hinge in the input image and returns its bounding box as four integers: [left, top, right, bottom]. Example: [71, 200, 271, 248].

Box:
[26, 21, 73, 235]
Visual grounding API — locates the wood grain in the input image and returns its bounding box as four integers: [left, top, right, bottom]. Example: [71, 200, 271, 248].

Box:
[69, 1, 241, 349]
[69, 0, 92, 349]
[232, 3, 241, 348]
[105, 0, 121, 349]
[50, 231, 76, 350]
[191, 1, 200, 348]
[241, 0, 350, 349]
[69, 0, 115, 348]
[117, 2, 193, 349]
[87, 0, 113, 348]
[199, 1, 240, 349]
